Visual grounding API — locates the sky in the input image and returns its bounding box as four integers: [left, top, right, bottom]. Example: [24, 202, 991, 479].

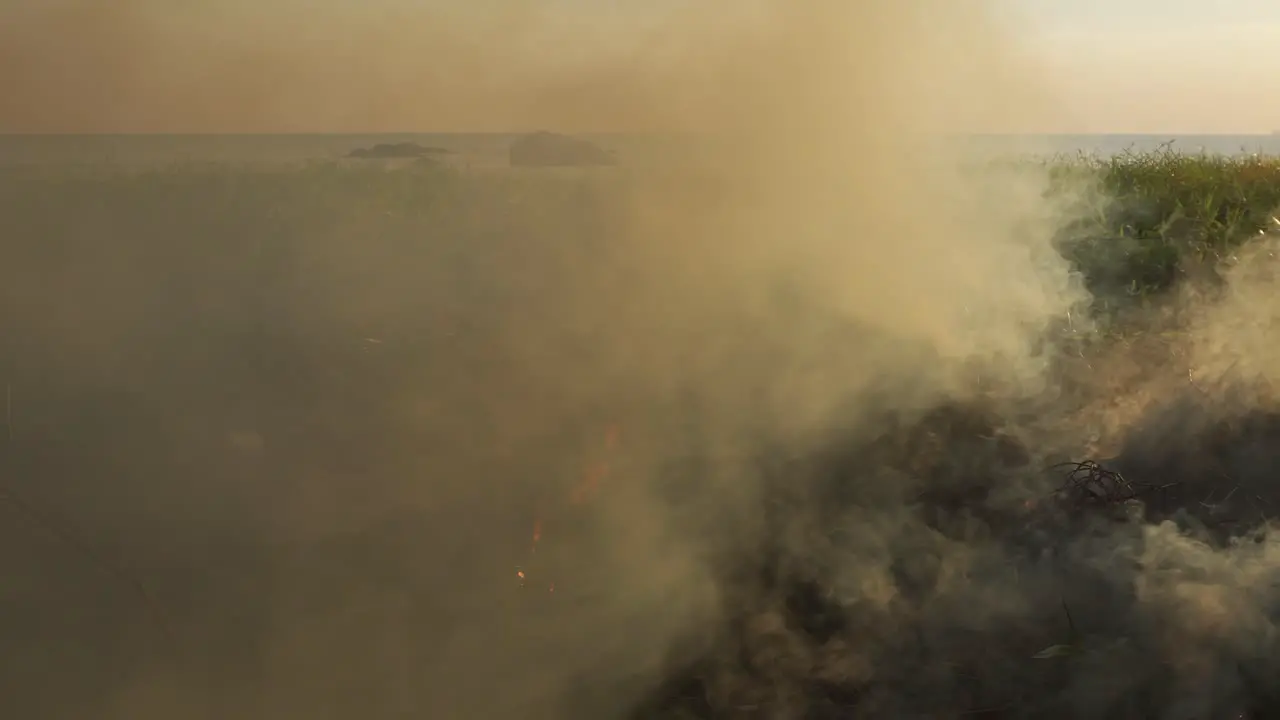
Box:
[1020, 0, 1280, 132]
[0, 0, 1278, 134]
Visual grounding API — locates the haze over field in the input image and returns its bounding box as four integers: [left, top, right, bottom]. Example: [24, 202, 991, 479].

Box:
[3, 0, 1280, 134]
[6, 1, 1280, 719]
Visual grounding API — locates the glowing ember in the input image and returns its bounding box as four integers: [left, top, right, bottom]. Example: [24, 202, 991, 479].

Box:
[515, 424, 622, 593]
[570, 463, 606, 505]
[569, 425, 619, 505]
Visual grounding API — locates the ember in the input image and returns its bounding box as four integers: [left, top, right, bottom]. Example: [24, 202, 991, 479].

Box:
[517, 425, 621, 593]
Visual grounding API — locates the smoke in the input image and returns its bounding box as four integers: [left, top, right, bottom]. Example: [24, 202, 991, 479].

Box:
[0, 1, 1057, 134]
[330, 2, 1101, 718]
[7, 0, 1280, 718]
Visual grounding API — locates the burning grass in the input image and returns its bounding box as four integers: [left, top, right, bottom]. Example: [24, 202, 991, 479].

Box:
[4, 150, 1280, 717]
[619, 150, 1280, 719]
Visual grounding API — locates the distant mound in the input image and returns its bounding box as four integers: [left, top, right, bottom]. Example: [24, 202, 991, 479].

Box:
[509, 132, 616, 167]
[346, 142, 451, 159]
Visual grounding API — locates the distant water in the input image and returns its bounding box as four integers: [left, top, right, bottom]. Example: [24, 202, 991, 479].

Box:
[1, 133, 1278, 168]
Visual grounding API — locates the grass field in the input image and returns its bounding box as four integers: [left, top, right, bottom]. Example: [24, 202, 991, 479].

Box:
[3, 150, 1280, 718]
[1051, 148, 1280, 302]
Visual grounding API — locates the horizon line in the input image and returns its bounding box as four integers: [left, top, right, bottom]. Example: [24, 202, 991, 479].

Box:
[1, 130, 1277, 137]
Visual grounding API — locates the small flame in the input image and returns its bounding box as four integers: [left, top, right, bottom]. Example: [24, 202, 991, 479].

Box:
[514, 425, 623, 593]
[569, 424, 619, 505]
[571, 463, 606, 505]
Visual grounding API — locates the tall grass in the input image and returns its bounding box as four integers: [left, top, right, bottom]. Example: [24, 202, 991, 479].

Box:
[1049, 148, 1280, 307]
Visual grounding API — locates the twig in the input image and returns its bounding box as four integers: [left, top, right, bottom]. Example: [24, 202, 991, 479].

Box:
[1049, 460, 1182, 508]
[1061, 599, 1077, 643]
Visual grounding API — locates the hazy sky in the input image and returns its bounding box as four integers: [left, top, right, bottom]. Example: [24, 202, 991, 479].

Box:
[0, 0, 1278, 133]
[1021, 0, 1280, 132]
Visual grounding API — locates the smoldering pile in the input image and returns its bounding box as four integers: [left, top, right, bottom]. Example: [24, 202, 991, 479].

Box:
[623, 373, 1280, 719]
[491, 207, 1280, 720]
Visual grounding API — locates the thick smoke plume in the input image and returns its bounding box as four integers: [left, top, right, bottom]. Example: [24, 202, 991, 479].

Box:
[5, 1, 1280, 719]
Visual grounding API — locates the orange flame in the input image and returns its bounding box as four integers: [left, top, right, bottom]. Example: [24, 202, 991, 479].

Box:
[569, 424, 619, 505]
[570, 463, 605, 505]
[516, 425, 623, 593]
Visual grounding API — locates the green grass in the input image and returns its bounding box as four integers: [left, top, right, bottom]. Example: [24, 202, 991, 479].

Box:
[1048, 147, 1280, 306]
